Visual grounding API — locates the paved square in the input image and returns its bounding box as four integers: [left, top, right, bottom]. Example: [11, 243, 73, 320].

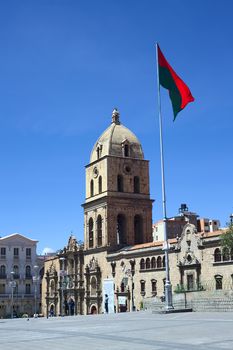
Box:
[1, 311, 233, 350]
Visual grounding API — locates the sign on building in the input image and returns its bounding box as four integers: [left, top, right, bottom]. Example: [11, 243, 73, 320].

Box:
[103, 279, 114, 314]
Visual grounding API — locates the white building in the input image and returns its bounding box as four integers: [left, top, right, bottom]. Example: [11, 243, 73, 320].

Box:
[0, 233, 44, 318]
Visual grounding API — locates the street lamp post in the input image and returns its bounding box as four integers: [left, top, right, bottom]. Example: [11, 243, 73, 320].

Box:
[33, 265, 40, 317]
[59, 257, 66, 316]
[125, 261, 135, 312]
[10, 271, 16, 319]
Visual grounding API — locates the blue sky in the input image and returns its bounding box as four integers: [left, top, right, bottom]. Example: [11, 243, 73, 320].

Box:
[0, 0, 233, 254]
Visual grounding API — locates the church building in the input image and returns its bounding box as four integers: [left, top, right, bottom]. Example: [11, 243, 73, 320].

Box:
[41, 109, 233, 316]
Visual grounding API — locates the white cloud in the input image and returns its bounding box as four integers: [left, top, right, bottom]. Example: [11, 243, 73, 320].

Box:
[41, 247, 55, 255]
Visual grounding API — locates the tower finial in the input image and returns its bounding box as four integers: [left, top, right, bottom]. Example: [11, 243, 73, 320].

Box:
[112, 108, 120, 124]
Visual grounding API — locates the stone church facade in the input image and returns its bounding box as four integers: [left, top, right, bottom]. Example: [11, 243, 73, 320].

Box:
[41, 110, 233, 316]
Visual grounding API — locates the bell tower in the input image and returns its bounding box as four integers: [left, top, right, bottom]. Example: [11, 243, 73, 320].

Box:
[82, 109, 153, 251]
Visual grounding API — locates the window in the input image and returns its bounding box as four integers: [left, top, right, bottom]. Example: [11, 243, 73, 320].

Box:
[140, 259, 145, 270]
[133, 176, 140, 194]
[146, 258, 150, 269]
[162, 256, 166, 267]
[13, 265, 19, 275]
[117, 214, 127, 245]
[97, 147, 100, 159]
[98, 176, 102, 193]
[88, 218, 94, 248]
[187, 274, 194, 291]
[90, 180, 94, 197]
[25, 266, 31, 278]
[151, 280, 157, 295]
[25, 284, 31, 294]
[14, 248, 19, 257]
[151, 257, 156, 269]
[134, 215, 143, 244]
[0, 283, 5, 294]
[0, 265, 6, 277]
[124, 144, 129, 157]
[0, 247, 6, 257]
[26, 248, 31, 258]
[214, 248, 221, 262]
[215, 275, 223, 290]
[157, 256, 162, 268]
[120, 282, 125, 293]
[140, 280, 145, 295]
[97, 215, 102, 247]
[117, 175, 124, 192]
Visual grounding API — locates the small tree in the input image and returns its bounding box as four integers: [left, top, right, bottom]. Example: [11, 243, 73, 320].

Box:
[221, 223, 233, 250]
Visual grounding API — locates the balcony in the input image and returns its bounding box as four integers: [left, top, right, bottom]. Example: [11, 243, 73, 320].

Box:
[0, 274, 7, 279]
[0, 294, 10, 298]
[13, 274, 20, 279]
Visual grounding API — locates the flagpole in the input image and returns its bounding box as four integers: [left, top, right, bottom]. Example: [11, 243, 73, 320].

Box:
[156, 43, 173, 310]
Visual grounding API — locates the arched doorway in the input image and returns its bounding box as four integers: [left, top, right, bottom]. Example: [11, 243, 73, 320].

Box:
[90, 305, 97, 314]
[49, 304, 55, 317]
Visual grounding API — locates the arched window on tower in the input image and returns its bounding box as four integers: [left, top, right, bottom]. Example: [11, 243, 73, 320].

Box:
[97, 215, 102, 247]
[133, 176, 140, 193]
[117, 214, 127, 245]
[89, 218, 94, 248]
[90, 180, 94, 197]
[117, 175, 124, 192]
[98, 176, 102, 193]
[134, 215, 143, 244]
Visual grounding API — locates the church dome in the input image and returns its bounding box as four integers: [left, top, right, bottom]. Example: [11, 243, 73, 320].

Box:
[90, 109, 144, 163]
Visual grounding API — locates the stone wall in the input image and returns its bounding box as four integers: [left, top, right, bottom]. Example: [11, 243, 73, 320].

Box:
[144, 290, 233, 312]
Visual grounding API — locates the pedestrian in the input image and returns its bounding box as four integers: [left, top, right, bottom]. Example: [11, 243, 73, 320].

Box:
[105, 294, 109, 313]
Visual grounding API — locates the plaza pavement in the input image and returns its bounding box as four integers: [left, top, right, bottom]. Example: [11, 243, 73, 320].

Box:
[0, 311, 233, 350]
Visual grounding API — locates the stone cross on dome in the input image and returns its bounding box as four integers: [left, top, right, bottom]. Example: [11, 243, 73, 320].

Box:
[112, 108, 120, 124]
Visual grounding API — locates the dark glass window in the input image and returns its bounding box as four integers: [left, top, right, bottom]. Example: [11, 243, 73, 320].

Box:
[97, 215, 102, 247]
[133, 176, 140, 193]
[90, 180, 94, 197]
[89, 218, 94, 248]
[98, 176, 102, 193]
[117, 175, 124, 192]
[140, 259, 145, 270]
[214, 248, 221, 262]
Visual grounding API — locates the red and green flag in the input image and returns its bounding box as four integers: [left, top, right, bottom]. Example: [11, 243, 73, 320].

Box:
[157, 45, 194, 120]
